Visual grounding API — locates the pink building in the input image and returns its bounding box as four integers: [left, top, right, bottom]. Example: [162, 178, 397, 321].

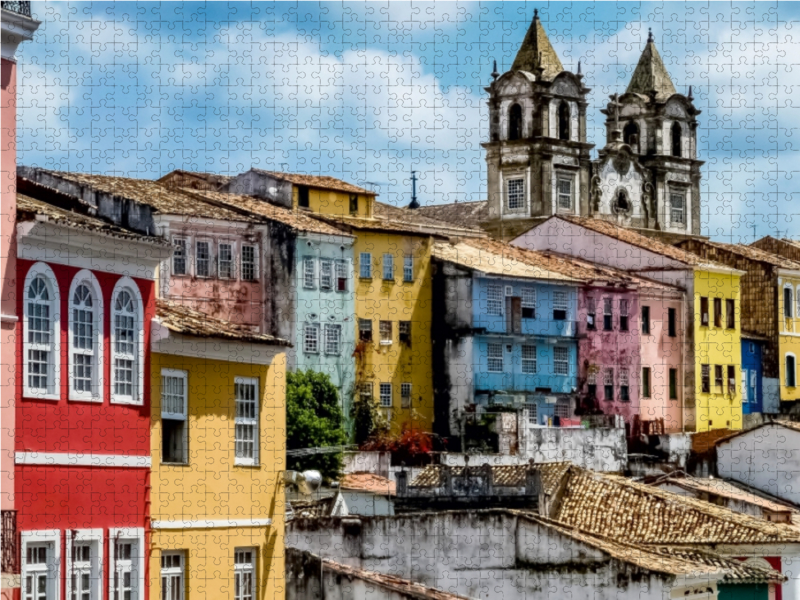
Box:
[1, 3, 39, 598]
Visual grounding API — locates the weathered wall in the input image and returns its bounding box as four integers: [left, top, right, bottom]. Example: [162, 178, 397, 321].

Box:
[286, 511, 674, 600]
[519, 424, 627, 472]
[717, 424, 800, 507]
[342, 452, 390, 477]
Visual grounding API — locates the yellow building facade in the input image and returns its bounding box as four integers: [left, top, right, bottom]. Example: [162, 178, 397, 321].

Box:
[149, 301, 288, 600]
[778, 272, 800, 402]
[692, 269, 744, 432]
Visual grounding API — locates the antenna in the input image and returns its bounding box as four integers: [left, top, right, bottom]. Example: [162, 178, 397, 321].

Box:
[408, 170, 420, 209]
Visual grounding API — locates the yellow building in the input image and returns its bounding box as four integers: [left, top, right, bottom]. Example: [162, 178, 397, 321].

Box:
[149, 300, 289, 600]
[692, 268, 744, 432]
[778, 271, 800, 402]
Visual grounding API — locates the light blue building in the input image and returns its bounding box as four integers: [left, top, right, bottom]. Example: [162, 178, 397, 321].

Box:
[431, 240, 583, 448]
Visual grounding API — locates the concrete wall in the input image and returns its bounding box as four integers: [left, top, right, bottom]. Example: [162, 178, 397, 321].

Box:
[287, 511, 675, 600]
[342, 452, 390, 477]
[717, 424, 800, 507]
[519, 424, 627, 472]
[340, 490, 394, 517]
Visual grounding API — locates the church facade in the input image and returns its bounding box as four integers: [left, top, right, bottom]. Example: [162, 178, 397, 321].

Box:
[480, 12, 703, 242]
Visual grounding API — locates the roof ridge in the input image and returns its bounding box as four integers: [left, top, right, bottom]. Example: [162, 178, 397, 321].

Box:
[510, 10, 564, 81]
[625, 36, 677, 100]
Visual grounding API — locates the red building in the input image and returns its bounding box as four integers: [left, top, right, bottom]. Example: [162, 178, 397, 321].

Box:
[14, 192, 170, 600]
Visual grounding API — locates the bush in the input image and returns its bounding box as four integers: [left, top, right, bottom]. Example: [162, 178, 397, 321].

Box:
[286, 370, 347, 481]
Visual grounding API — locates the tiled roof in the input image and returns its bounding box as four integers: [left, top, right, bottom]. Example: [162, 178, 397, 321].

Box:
[16, 193, 169, 246]
[252, 169, 376, 196]
[415, 200, 491, 230]
[41, 171, 258, 222]
[547, 215, 731, 270]
[411, 462, 570, 496]
[340, 472, 396, 496]
[185, 190, 352, 237]
[678, 239, 800, 271]
[157, 169, 233, 191]
[625, 39, 677, 101]
[374, 202, 486, 237]
[312, 213, 447, 238]
[553, 468, 800, 545]
[526, 515, 784, 582]
[155, 299, 290, 346]
[654, 475, 798, 516]
[510, 13, 564, 81]
[289, 497, 338, 519]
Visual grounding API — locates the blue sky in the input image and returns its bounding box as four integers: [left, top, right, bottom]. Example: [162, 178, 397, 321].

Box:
[15, 1, 800, 241]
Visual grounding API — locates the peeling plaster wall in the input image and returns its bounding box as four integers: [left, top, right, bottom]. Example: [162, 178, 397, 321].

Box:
[519, 426, 627, 472]
[287, 512, 675, 600]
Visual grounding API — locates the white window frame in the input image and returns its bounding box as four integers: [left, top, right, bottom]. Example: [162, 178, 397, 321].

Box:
[784, 284, 795, 319]
[171, 237, 189, 277]
[382, 253, 394, 281]
[524, 403, 537, 424]
[66, 529, 103, 600]
[23, 263, 61, 400]
[335, 259, 349, 292]
[234, 548, 256, 600]
[403, 255, 414, 283]
[110, 277, 145, 406]
[670, 192, 686, 226]
[400, 383, 412, 408]
[160, 551, 185, 600]
[379, 383, 393, 407]
[486, 283, 503, 316]
[161, 369, 188, 465]
[234, 376, 260, 466]
[359, 252, 372, 279]
[521, 287, 536, 318]
[506, 177, 525, 212]
[22, 530, 61, 600]
[303, 256, 316, 289]
[108, 528, 145, 600]
[487, 343, 504, 373]
[68, 270, 104, 402]
[556, 175, 573, 212]
[521, 345, 537, 374]
[319, 258, 333, 291]
[379, 320, 393, 345]
[553, 347, 569, 376]
[195, 239, 213, 278]
[218, 242, 235, 280]
[324, 323, 341, 356]
[304, 323, 320, 354]
[241, 244, 259, 282]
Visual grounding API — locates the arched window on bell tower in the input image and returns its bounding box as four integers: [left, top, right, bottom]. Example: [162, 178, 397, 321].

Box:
[623, 122, 640, 153]
[558, 101, 570, 141]
[671, 122, 682, 157]
[508, 104, 523, 141]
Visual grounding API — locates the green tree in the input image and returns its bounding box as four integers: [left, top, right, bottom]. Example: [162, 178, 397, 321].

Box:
[350, 384, 389, 446]
[286, 369, 347, 481]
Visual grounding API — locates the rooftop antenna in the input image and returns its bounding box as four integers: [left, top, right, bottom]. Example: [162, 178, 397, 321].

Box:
[408, 170, 420, 209]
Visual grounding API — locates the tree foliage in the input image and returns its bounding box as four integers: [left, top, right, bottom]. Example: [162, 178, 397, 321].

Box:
[286, 370, 347, 481]
[350, 386, 389, 446]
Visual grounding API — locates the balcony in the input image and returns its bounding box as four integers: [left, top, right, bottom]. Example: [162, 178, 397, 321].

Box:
[2, 510, 19, 575]
[1, 1, 31, 17]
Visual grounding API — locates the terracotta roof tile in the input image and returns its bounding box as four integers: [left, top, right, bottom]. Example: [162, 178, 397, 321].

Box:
[678, 239, 800, 271]
[625, 39, 677, 101]
[253, 169, 376, 196]
[185, 190, 352, 237]
[17, 193, 169, 246]
[654, 476, 798, 516]
[289, 497, 338, 519]
[155, 299, 290, 346]
[340, 473, 396, 496]
[411, 462, 570, 496]
[554, 467, 800, 545]
[416, 201, 491, 229]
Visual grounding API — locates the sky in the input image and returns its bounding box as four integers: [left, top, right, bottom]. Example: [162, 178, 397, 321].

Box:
[14, 1, 800, 241]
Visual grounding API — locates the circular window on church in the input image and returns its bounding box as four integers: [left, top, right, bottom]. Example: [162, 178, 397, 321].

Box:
[612, 189, 631, 215]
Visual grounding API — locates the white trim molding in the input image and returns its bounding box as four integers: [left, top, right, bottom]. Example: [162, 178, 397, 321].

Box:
[110, 277, 145, 406]
[16, 452, 151, 468]
[22, 262, 62, 401]
[1, 7, 41, 61]
[21, 529, 61, 600]
[68, 270, 105, 402]
[150, 321, 283, 365]
[108, 527, 146, 600]
[66, 529, 104, 600]
[151, 518, 272, 530]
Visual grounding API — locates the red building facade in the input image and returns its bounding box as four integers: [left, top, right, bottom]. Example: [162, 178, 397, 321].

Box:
[14, 195, 170, 600]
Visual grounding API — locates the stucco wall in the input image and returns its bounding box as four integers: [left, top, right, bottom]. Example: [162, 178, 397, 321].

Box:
[519, 425, 627, 472]
[717, 424, 800, 507]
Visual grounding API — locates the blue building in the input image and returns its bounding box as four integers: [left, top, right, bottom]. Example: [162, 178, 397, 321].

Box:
[741, 336, 764, 416]
[431, 239, 586, 448]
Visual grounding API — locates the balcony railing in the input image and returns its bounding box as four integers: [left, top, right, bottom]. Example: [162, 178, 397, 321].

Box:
[2, 510, 19, 574]
[1, 1, 32, 17]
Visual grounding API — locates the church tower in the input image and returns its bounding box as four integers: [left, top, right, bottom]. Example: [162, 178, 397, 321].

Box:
[482, 10, 594, 240]
[592, 29, 703, 236]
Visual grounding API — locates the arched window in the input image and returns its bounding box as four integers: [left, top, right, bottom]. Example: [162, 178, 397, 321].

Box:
[623, 121, 640, 153]
[671, 122, 682, 157]
[613, 189, 630, 214]
[111, 278, 144, 405]
[23, 263, 61, 399]
[69, 270, 104, 402]
[558, 101, 570, 141]
[508, 104, 523, 141]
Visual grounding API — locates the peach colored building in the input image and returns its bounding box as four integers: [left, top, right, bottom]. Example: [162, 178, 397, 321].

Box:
[1, 3, 39, 597]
